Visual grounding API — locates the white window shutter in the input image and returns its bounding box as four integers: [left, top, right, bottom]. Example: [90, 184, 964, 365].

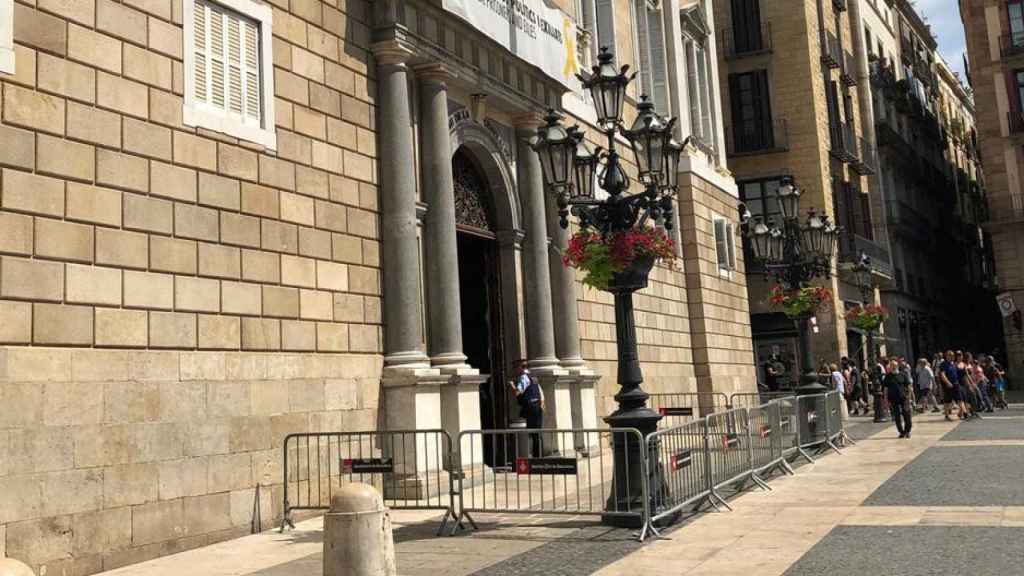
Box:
[634, 0, 652, 99]
[686, 42, 701, 138]
[647, 8, 669, 115]
[244, 21, 261, 123]
[714, 219, 729, 269]
[210, 4, 226, 109]
[193, 1, 208, 103]
[228, 17, 243, 114]
[595, 0, 616, 54]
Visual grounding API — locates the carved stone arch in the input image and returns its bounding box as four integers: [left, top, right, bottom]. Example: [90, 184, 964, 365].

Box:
[449, 121, 522, 233]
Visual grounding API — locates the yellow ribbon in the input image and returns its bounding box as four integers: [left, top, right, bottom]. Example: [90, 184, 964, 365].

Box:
[563, 18, 577, 78]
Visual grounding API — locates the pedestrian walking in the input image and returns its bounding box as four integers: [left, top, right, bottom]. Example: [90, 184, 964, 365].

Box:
[830, 363, 849, 423]
[510, 360, 544, 457]
[938, 350, 961, 421]
[972, 355, 994, 412]
[916, 358, 940, 412]
[984, 356, 1009, 409]
[884, 359, 913, 439]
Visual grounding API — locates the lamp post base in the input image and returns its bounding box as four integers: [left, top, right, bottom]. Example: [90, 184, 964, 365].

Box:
[602, 404, 663, 528]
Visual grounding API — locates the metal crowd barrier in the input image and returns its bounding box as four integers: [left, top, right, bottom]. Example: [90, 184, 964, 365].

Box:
[646, 418, 710, 533]
[729, 391, 797, 410]
[649, 392, 730, 427]
[748, 401, 793, 480]
[704, 407, 757, 509]
[826, 390, 856, 447]
[280, 429, 461, 535]
[279, 394, 851, 541]
[778, 395, 814, 464]
[456, 428, 648, 530]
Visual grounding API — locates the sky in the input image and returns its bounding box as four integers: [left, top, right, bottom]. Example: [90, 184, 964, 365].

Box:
[915, 0, 968, 82]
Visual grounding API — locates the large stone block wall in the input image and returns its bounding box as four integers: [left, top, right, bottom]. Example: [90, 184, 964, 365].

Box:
[0, 347, 380, 573]
[0, 0, 382, 572]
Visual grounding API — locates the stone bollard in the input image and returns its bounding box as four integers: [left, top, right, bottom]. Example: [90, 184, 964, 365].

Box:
[0, 558, 35, 576]
[324, 483, 397, 576]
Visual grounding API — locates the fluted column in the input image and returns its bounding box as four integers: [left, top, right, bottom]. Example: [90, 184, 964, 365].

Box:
[372, 40, 429, 370]
[416, 64, 472, 372]
[546, 198, 586, 369]
[514, 114, 560, 371]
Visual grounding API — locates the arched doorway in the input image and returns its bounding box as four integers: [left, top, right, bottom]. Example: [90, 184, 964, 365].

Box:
[451, 147, 508, 437]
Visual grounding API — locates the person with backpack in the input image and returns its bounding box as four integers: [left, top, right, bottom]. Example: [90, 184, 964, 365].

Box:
[510, 360, 545, 457]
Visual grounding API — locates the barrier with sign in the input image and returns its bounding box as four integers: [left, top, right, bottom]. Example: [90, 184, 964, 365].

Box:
[747, 401, 792, 481]
[778, 395, 814, 464]
[649, 392, 730, 427]
[456, 428, 649, 528]
[825, 391, 854, 447]
[280, 429, 461, 535]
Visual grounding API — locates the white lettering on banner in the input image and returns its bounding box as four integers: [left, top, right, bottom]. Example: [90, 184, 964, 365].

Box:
[442, 0, 581, 91]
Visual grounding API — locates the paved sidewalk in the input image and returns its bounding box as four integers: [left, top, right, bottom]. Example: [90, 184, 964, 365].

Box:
[96, 410, 1021, 576]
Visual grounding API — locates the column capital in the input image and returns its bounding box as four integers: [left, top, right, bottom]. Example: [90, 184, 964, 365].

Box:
[497, 229, 526, 248]
[371, 38, 416, 66]
[413, 63, 453, 85]
[512, 111, 548, 131]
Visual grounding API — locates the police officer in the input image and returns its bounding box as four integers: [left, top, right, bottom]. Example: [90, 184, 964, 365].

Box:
[510, 360, 545, 457]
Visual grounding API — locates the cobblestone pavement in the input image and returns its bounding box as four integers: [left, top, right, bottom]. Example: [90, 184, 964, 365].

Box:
[96, 408, 1023, 576]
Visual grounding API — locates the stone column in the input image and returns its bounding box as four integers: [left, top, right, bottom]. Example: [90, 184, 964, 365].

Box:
[416, 64, 472, 373]
[546, 201, 586, 370]
[513, 114, 561, 371]
[372, 40, 430, 371]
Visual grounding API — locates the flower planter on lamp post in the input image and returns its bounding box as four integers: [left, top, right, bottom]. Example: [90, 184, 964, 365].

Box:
[531, 48, 683, 528]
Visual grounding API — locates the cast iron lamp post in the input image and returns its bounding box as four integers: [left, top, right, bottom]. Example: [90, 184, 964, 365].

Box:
[853, 254, 888, 422]
[531, 48, 683, 528]
[739, 177, 840, 394]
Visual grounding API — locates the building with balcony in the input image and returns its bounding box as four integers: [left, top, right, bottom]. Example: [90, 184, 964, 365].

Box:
[713, 0, 887, 382]
[862, 1, 999, 362]
[960, 0, 1024, 381]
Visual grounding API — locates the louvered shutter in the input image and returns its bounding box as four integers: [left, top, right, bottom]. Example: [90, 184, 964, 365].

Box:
[634, 0, 652, 100]
[648, 7, 669, 115]
[726, 222, 736, 270]
[595, 0, 615, 55]
[191, 0, 262, 125]
[687, 42, 701, 138]
[193, 3, 207, 103]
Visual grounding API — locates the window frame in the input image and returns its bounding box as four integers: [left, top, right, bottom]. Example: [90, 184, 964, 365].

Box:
[183, 0, 277, 150]
[713, 214, 737, 276]
[0, 0, 14, 75]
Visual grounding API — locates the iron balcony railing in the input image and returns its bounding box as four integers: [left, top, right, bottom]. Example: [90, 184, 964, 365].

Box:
[1001, 31, 1024, 58]
[840, 49, 857, 86]
[722, 22, 773, 59]
[839, 233, 893, 279]
[851, 135, 876, 175]
[726, 118, 789, 156]
[820, 31, 841, 69]
[829, 121, 858, 164]
[887, 200, 934, 244]
[1009, 111, 1024, 135]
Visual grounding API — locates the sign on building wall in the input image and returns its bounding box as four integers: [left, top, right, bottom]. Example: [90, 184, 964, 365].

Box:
[997, 292, 1017, 318]
[442, 0, 581, 91]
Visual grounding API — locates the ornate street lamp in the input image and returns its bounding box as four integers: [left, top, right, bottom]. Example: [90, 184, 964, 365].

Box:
[532, 49, 683, 529]
[853, 253, 888, 423]
[739, 177, 841, 393]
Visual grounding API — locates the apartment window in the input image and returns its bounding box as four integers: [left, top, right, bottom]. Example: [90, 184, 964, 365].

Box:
[739, 178, 782, 221]
[682, 3, 717, 157]
[595, 0, 616, 54]
[731, 0, 763, 54]
[1015, 70, 1024, 110]
[634, 0, 669, 114]
[729, 70, 773, 152]
[713, 216, 737, 274]
[184, 0, 276, 149]
[864, 26, 872, 57]
[1010, 0, 1024, 47]
[0, 0, 13, 74]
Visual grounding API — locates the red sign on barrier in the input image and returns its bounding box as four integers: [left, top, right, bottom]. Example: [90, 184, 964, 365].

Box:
[671, 449, 693, 470]
[659, 407, 694, 416]
[341, 457, 393, 473]
[515, 457, 578, 475]
[759, 424, 772, 438]
[722, 433, 739, 450]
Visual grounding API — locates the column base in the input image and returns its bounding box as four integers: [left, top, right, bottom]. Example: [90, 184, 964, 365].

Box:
[381, 371, 449, 493]
[527, 356, 562, 372]
[441, 372, 487, 471]
[384, 350, 433, 370]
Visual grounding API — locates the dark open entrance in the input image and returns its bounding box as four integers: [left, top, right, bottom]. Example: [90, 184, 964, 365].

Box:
[452, 147, 508, 466]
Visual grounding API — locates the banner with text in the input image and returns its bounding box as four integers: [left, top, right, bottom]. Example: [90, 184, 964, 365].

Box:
[442, 0, 581, 91]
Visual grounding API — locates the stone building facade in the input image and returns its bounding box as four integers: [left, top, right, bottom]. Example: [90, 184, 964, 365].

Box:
[864, 0, 997, 360]
[0, 0, 754, 571]
[960, 0, 1024, 382]
[713, 0, 889, 383]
